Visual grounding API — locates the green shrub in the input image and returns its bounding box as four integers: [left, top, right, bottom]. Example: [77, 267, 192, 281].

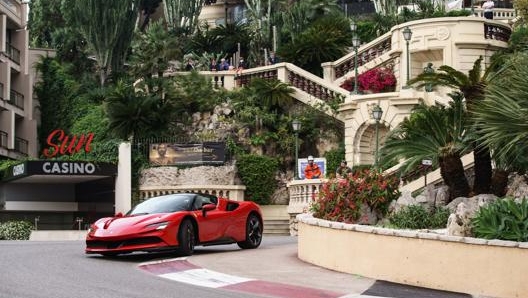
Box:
[0, 221, 34, 240]
[388, 205, 449, 229]
[237, 154, 279, 205]
[471, 198, 528, 242]
[311, 169, 400, 223]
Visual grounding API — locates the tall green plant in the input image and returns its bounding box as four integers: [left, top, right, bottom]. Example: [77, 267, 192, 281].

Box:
[236, 154, 279, 205]
[68, 0, 140, 86]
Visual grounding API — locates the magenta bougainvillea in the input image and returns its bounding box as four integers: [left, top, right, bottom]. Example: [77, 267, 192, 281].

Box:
[340, 67, 397, 94]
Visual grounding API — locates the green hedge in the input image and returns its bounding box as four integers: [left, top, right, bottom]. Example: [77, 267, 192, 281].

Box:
[237, 154, 279, 205]
[0, 221, 34, 240]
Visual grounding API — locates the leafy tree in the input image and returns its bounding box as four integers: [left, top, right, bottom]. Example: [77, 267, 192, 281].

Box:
[408, 57, 494, 195]
[68, 0, 140, 86]
[34, 57, 80, 151]
[380, 94, 471, 202]
[28, 0, 65, 48]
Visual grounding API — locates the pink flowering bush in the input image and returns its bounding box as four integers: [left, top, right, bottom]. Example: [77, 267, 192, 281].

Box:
[340, 67, 396, 94]
[310, 169, 400, 224]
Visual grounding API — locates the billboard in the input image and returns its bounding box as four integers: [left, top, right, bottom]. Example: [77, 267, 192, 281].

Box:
[298, 157, 326, 179]
[149, 142, 225, 166]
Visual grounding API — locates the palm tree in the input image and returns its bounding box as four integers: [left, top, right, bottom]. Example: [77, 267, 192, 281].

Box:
[473, 53, 528, 195]
[408, 57, 494, 195]
[129, 20, 182, 79]
[380, 93, 471, 202]
[248, 78, 295, 112]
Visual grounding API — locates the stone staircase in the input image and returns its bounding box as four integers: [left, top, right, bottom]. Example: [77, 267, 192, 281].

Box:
[261, 205, 290, 236]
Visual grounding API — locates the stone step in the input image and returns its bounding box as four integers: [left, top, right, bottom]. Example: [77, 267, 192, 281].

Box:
[263, 219, 290, 235]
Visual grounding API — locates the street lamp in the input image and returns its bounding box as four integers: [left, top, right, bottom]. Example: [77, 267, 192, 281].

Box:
[372, 105, 383, 168]
[292, 119, 301, 179]
[422, 158, 432, 187]
[350, 20, 360, 95]
[402, 27, 413, 88]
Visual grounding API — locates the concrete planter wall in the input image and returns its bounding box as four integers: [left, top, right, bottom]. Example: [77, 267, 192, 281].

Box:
[297, 213, 528, 298]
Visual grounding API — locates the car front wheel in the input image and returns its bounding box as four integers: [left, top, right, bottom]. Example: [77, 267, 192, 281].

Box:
[177, 219, 195, 256]
[237, 213, 262, 249]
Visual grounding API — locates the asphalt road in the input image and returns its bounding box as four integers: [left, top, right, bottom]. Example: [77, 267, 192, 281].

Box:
[0, 240, 261, 298]
[0, 236, 474, 298]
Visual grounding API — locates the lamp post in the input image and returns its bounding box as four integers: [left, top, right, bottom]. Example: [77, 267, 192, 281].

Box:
[471, 0, 475, 16]
[292, 119, 301, 179]
[350, 21, 360, 95]
[402, 27, 413, 88]
[372, 105, 383, 169]
[422, 158, 432, 187]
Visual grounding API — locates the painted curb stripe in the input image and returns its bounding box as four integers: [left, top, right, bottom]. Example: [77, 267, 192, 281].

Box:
[160, 268, 254, 288]
[223, 280, 344, 298]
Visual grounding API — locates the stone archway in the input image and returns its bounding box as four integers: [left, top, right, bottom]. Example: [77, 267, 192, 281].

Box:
[354, 122, 389, 166]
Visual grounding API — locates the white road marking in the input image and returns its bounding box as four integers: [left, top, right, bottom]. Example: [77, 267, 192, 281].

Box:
[159, 268, 255, 288]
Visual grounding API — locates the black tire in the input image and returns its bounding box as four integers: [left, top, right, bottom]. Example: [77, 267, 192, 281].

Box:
[177, 219, 195, 256]
[237, 213, 263, 249]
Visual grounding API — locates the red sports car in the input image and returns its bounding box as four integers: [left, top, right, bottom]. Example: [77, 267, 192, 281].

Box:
[85, 193, 263, 256]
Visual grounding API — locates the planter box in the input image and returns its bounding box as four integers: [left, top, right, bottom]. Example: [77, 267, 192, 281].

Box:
[297, 213, 528, 298]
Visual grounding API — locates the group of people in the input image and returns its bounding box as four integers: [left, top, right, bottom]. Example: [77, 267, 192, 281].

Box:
[184, 51, 280, 73]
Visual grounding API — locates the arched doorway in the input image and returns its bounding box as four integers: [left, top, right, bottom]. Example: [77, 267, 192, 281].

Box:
[354, 122, 389, 166]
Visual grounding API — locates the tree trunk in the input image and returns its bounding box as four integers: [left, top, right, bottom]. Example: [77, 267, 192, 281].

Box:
[439, 154, 470, 203]
[472, 143, 492, 194]
[491, 169, 509, 197]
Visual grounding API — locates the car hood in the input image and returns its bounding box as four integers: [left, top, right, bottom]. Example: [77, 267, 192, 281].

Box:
[93, 213, 175, 234]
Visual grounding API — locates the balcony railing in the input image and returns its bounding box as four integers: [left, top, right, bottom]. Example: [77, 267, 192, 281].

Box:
[0, 82, 3, 101]
[5, 43, 20, 65]
[0, 131, 7, 148]
[9, 89, 24, 110]
[14, 137, 28, 155]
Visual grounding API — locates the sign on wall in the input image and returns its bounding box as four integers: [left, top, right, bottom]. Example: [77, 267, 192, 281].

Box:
[149, 142, 225, 166]
[42, 129, 94, 158]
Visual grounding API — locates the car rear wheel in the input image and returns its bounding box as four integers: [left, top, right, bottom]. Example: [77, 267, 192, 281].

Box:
[237, 213, 262, 249]
[177, 219, 195, 256]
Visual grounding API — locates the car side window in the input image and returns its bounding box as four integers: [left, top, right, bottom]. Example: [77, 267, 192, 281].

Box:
[192, 196, 203, 210]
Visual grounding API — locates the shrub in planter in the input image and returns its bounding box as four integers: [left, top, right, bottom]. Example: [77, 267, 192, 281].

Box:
[340, 67, 396, 94]
[388, 205, 450, 229]
[311, 169, 400, 223]
[0, 221, 34, 240]
[471, 198, 528, 242]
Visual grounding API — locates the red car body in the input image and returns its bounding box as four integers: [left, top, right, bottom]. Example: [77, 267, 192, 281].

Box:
[85, 193, 263, 256]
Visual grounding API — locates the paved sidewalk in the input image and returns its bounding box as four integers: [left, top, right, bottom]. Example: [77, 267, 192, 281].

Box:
[140, 236, 473, 298]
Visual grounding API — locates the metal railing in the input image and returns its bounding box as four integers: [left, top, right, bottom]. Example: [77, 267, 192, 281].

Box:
[5, 43, 20, 65]
[0, 131, 7, 148]
[9, 89, 24, 110]
[14, 137, 28, 155]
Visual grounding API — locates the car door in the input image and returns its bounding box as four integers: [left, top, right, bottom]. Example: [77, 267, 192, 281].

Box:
[194, 194, 231, 242]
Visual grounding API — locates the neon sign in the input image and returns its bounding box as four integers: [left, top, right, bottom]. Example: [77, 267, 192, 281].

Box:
[42, 129, 94, 158]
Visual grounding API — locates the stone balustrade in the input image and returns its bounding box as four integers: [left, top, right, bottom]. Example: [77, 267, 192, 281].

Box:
[139, 185, 246, 201]
[286, 178, 325, 235]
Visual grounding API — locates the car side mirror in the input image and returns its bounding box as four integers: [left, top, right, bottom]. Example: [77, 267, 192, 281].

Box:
[115, 212, 123, 217]
[202, 203, 216, 217]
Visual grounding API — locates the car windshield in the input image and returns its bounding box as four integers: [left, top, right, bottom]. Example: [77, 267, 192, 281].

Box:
[127, 194, 195, 215]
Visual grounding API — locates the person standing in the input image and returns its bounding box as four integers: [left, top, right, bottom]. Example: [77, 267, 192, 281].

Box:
[304, 156, 322, 179]
[268, 52, 279, 65]
[335, 160, 352, 178]
[482, 0, 494, 20]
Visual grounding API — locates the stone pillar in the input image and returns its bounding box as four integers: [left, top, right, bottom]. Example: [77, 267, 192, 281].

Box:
[115, 142, 131, 214]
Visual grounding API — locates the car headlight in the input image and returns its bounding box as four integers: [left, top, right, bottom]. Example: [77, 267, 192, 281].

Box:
[146, 221, 169, 230]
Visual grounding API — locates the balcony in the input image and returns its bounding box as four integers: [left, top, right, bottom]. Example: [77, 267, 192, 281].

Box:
[9, 89, 24, 110]
[14, 137, 28, 155]
[0, 131, 7, 148]
[5, 42, 20, 65]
